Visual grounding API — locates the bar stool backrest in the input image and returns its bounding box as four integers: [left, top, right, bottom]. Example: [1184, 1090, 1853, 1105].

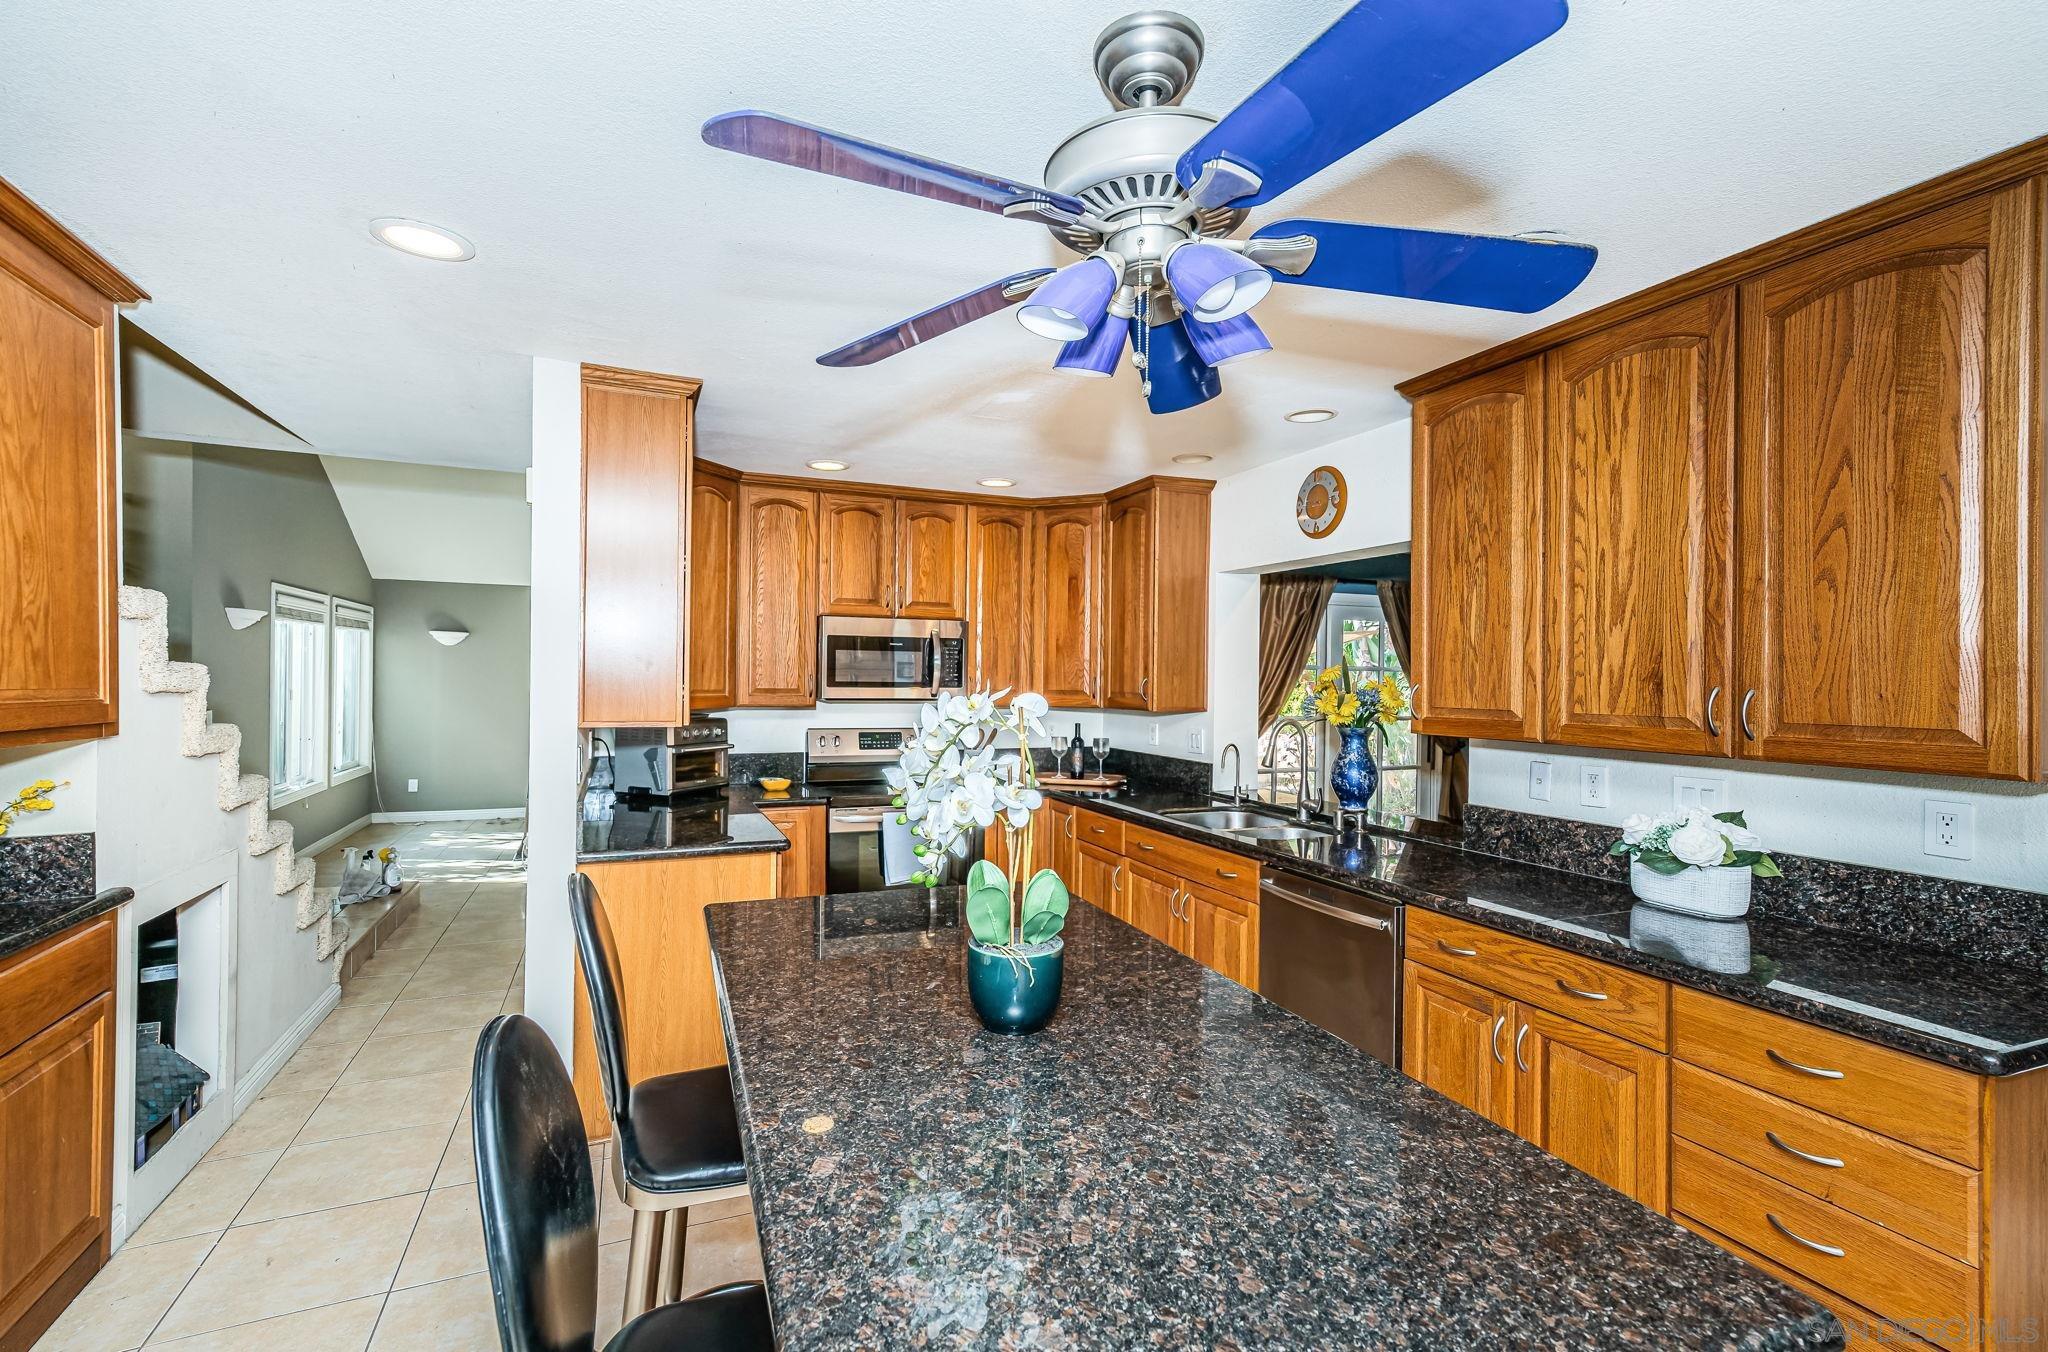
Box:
[568, 872, 634, 1128]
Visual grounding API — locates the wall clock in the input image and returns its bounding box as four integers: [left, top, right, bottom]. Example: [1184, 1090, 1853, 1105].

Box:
[1296, 466, 1346, 539]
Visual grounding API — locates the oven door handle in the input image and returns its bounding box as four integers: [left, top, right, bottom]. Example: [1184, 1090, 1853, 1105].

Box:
[828, 811, 891, 832]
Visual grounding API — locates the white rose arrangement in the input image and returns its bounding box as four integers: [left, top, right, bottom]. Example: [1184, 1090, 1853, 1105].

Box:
[1610, 808, 1782, 878]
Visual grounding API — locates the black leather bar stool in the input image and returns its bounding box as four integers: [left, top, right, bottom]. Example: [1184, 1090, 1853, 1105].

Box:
[472, 1014, 773, 1352]
[569, 873, 750, 1319]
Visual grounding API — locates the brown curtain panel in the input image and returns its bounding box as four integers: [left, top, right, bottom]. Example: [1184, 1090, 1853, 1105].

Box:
[1258, 574, 1336, 730]
[1376, 580, 1467, 823]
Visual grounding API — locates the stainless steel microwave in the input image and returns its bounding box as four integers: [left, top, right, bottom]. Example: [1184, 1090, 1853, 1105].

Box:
[818, 616, 967, 701]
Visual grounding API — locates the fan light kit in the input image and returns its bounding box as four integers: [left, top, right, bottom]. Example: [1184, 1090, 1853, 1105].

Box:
[806, 459, 850, 472]
[369, 218, 475, 262]
[977, 477, 1017, 488]
[704, 1, 1595, 416]
[1285, 408, 1337, 424]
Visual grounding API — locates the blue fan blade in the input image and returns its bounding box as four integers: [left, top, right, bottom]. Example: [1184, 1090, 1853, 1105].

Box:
[819, 270, 1055, 367]
[1256, 219, 1595, 313]
[705, 111, 1087, 227]
[1178, 0, 1569, 208]
[1135, 317, 1222, 414]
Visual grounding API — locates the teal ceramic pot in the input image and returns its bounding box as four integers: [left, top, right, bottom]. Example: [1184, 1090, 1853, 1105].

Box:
[965, 937, 1064, 1035]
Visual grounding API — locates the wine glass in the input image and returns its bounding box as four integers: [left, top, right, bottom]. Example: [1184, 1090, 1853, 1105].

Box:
[1091, 737, 1111, 778]
[1050, 735, 1070, 776]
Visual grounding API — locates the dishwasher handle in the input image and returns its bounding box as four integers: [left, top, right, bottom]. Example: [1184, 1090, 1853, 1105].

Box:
[1259, 877, 1393, 931]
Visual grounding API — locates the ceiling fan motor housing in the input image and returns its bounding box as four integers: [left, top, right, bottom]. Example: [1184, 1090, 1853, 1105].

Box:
[1042, 107, 1247, 261]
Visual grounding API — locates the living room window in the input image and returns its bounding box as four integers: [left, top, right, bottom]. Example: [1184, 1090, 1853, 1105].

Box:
[330, 598, 375, 783]
[270, 584, 331, 806]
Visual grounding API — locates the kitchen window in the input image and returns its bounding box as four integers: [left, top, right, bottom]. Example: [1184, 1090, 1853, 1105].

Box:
[330, 599, 375, 784]
[270, 585, 331, 806]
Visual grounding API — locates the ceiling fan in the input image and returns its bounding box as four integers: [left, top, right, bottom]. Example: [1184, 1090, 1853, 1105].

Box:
[702, 1, 1595, 415]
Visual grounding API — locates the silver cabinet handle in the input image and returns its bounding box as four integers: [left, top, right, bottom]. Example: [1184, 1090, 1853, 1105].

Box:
[1215, 868, 1239, 881]
[1514, 1022, 1531, 1072]
[1090, 824, 1106, 834]
[1136, 842, 1155, 852]
[1767, 1048, 1845, 1080]
[1139, 675, 1149, 702]
[1065, 816, 1075, 839]
[1706, 685, 1722, 737]
[1490, 1014, 1506, 1066]
[1766, 1131, 1845, 1169]
[1740, 688, 1758, 741]
[1438, 941, 1478, 958]
[1767, 1213, 1845, 1258]
[1110, 863, 1122, 892]
[1555, 978, 1609, 1002]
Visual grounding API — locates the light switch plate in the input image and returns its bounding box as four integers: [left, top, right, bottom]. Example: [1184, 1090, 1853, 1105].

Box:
[1528, 760, 1552, 802]
[1924, 800, 1974, 860]
[1188, 728, 1205, 754]
[1673, 775, 1727, 814]
[408, 778, 420, 793]
[1579, 764, 1611, 808]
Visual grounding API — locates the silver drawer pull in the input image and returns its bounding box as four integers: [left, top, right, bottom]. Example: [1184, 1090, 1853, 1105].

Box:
[1766, 1048, 1846, 1080]
[1766, 1131, 1845, 1169]
[1215, 869, 1239, 880]
[1136, 842, 1155, 851]
[1438, 941, 1479, 958]
[1490, 1014, 1506, 1066]
[1514, 1022, 1531, 1072]
[1767, 1213, 1845, 1258]
[1555, 979, 1609, 1002]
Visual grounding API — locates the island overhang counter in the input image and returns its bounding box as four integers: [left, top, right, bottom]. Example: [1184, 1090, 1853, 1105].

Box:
[706, 886, 1841, 1350]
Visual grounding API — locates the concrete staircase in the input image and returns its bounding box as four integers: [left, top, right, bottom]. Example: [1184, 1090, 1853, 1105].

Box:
[119, 586, 345, 960]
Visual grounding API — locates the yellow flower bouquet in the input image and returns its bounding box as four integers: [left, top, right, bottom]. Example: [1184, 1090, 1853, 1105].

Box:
[0, 778, 67, 837]
[1308, 666, 1405, 730]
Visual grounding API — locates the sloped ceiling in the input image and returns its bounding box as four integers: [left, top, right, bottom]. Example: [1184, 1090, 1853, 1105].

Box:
[6, 1, 2048, 493]
[321, 457, 531, 586]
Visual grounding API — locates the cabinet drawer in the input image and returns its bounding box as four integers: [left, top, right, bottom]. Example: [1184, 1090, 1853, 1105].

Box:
[1123, 823, 1257, 902]
[1673, 1140, 1978, 1338]
[1406, 909, 1668, 1051]
[0, 917, 116, 1057]
[1671, 988, 1982, 1166]
[1676, 1215, 1937, 1350]
[1072, 810, 1124, 854]
[1673, 1063, 1980, 1263]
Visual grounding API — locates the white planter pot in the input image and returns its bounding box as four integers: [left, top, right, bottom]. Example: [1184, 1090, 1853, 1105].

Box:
[1629, 859, 1753, 919]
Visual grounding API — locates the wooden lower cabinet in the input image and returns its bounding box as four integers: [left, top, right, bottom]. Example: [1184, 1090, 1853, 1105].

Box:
[1184, 884, 1256, 990]
[1124, 859, 1184, 949]
[570, 854, 779, 1140]
[1074, 841, 1123, 922]
[0, 917, 115, 1351]
[1045, 800, 1076, 884]
[1402, 963, 1513, 1130]
[757, 805, 824, 898]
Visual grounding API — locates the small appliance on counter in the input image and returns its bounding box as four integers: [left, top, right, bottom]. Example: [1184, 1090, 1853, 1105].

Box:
[611, 717, 730, 800]
[806, 726, 925, 892]
[818, 616, 966, 701]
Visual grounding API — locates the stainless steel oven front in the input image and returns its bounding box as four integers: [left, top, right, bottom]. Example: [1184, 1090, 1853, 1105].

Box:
[817, 616, 967, 701]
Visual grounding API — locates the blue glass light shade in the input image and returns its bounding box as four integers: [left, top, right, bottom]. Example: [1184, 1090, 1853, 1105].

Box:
[1134, 317, 1222, 415]
[1017, 257, 1118, 341]
[1184, 312, 1271, 367]
[1054, 312, 1126, 377]
[1164, 242, 1272, 323]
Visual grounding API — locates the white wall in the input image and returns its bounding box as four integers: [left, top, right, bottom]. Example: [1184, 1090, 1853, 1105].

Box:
[523, 358, 583, 1059]
[0, 740, 99, 835]
[1471, 742, 2048, 892]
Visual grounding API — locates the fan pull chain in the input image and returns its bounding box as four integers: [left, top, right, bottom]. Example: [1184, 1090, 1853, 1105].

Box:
[1134, 291, 1151, 398]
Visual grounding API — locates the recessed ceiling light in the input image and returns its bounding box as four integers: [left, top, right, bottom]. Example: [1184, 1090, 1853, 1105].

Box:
[977, 477, 1017, 488]
[1285, 408, 1337, 424]
[1171, 453, 1213, 465]
[369, 217, 475, 262]
[806, 459, 849, 472]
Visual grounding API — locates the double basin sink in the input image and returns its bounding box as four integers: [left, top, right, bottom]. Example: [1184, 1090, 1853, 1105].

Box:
[1160, 806, 1336, 842]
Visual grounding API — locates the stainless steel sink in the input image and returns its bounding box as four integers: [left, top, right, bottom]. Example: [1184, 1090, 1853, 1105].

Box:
[1161, 808, 1291, 830]
[1227, 824, 1335, 841]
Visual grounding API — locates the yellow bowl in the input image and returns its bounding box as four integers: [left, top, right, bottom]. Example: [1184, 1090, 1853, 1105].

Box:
[757, 776, 792, 793]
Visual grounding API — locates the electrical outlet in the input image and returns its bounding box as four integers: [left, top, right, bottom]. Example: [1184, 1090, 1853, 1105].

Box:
[1579, 764, 1611, 808]
[407, 778, 420, 793]
[1528, 760, 1552, 802]
[1673, 775, 1727, 814]
[1188, 727, 1205, 754]
[1148, 724, 1160, 747]
[1924, 800, 1974, 860]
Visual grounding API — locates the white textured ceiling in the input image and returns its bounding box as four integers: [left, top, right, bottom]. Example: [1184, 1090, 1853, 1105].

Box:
[5, 2, 2047, 492]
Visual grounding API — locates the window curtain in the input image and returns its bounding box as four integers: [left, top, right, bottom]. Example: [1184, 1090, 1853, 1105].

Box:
[1258, 574, 1336, 730]
[1375, 580, 1467, 823]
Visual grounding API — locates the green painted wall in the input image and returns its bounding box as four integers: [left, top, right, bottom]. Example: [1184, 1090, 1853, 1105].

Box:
[371, 580, 530, 813]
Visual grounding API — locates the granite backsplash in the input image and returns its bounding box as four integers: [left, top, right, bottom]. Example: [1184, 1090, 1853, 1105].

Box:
[0, 832, 96, 903]
[1463, 804, 2048, 973]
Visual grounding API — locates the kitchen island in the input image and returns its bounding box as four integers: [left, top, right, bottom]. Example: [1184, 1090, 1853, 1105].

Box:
[707, 887, 1841, 1350]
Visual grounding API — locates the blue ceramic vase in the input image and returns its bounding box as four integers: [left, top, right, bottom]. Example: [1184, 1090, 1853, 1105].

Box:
[1330, 726, 1379, 810]
[965, 937, 1064, 1035]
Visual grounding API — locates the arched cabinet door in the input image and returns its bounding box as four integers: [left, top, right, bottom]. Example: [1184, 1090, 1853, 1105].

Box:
[1736, 184, 2037, 779]
[736, 485, 818, 707]
[817, 491, 895, 617]
[1410, 359, 1544, 740]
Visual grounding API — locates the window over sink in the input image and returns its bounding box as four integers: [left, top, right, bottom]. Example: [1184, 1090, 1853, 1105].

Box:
[1262, 589, 1428, 817]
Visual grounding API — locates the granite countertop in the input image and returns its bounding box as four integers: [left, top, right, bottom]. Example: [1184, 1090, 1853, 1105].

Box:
[707, 887, 1840, 1351]
[0, 887, 133, 963]
[576, 795, 790, 863]
[1051, 789, 2048, 1076]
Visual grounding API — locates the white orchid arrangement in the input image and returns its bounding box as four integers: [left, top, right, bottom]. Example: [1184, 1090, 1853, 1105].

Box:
[1610, 808, 1782, 878]
[886, 689, 1070, 949]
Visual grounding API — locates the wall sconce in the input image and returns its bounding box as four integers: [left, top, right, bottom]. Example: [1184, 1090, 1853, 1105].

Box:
[225, 607, 267, 631]
[427, 628, 470, 646]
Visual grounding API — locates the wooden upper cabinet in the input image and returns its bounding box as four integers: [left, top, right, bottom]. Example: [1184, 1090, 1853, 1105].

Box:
[1546, 290, 1736, 756]
[897, 499, 968, 619]
[1737, 185, 2040, 779]
[736, 484, 818, 707]
[1104, 481, 1211, 713]
[580, 366, 697, 728]
[1410, 360, 1544, 740]
[817, 492, 896, 617]
[966, 504, 1034, 694]
[688, 463, 739, 711]
[0, 180, 143, 745]
[1034, 502, 1106, 708]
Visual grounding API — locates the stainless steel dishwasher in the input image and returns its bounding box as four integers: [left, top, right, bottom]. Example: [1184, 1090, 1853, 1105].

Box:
[1257, 868, 1401, 1066]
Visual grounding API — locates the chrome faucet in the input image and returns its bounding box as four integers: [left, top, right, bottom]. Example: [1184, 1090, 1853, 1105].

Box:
[1269, 717, 1321, 824]
[1218, 742, 1246, 804]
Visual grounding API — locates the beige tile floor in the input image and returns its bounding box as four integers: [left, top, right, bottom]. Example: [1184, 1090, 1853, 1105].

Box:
[36, 820, 765, 1351]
